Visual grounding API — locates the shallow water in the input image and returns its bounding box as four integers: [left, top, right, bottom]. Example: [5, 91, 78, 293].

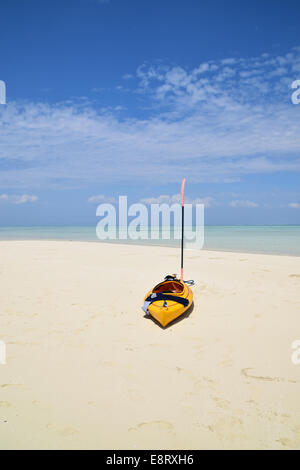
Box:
[0, 225, 299, 256]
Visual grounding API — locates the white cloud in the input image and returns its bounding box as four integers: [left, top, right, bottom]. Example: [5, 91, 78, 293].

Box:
[192, 197, 215, 208]
[193, 63, 210, 75]
[88, 194, 116, 204]
[288, 202, 300, 208]
[230, 200, 259, 208]
[140, 194, 214, 208]
[122, 73, 134, 80]
[140, 194, 181, 205]
[0, 47, 300, 189]
[221, 58, 237, 65]
[0, 194, 38, 204]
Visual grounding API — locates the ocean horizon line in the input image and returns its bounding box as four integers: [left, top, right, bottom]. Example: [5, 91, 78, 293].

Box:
[0, 224, 300, 228]
[0, 225, 299, 257]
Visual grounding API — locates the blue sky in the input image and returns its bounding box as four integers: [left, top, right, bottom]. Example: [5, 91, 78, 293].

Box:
[0, 0, 300, 225]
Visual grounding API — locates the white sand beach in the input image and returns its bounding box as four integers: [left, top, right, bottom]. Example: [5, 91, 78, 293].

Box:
[0, 240, 299, 450]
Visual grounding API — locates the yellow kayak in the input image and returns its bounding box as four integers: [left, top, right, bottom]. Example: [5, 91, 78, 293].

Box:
[142, 179, 194, 328]
[142, 276, 193, 327]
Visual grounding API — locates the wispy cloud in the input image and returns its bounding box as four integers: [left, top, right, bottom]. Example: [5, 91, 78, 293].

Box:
[140, 194, 214, 208]
[192, 197, 215, 208]
[141, 194, 181, 205]
[0, 47, 299, 189]
[122, 73, 134, 80]
[88, 194, 116, 204]
[136, 46, 300, 109]
[0, 194, 38, 204]
[288, 202, 300, 208]
[230, 200, 259, 208]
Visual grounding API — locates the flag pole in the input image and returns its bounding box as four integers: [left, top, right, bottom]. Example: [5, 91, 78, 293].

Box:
[180, 178, 186, 282]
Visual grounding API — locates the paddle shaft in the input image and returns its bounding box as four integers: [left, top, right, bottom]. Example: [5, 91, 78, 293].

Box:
[180, 205, 184, 281]
[180, 178, 186, 282]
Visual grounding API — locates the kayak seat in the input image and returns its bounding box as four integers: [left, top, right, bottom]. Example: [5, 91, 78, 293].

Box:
[153, 280, 184, 294]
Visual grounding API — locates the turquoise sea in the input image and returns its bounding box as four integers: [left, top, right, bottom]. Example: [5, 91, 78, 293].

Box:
[0, 226, 299, 256]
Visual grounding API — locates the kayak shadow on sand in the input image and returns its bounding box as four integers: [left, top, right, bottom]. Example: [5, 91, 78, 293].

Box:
[143, 302, 194, 330]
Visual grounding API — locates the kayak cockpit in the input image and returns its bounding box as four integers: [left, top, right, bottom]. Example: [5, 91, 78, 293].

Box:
[152, 280, 184, 294]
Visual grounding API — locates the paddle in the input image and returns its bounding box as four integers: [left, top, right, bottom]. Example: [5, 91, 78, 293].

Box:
[180, 178, 186, 282]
